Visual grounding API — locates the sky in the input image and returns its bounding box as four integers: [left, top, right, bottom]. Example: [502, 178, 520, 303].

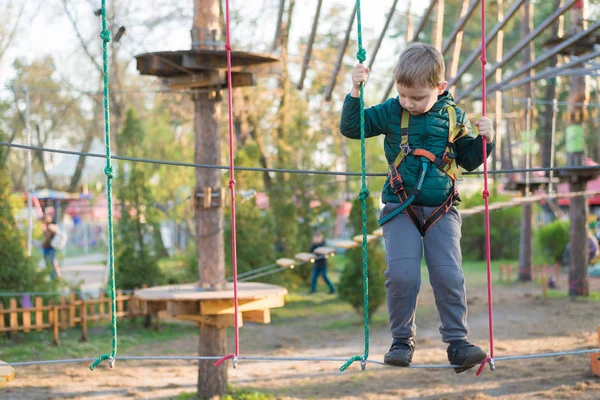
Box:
[0, 0, 429, 94]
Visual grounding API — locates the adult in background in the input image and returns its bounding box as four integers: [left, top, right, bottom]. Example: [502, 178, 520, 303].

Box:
[42, 214, 61, 280]
[309, 231, 335, 294]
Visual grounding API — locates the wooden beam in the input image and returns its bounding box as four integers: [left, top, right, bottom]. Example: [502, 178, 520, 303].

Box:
[295, 252, 316, 263]
[353, 234, 377, 243]
[324, 6, 356, 101]
[297, 0, 324, 90]
[200, 295, 285, 315]
[313, 246, 335, 256]
[335, 240, 360, 249]
[178, 313, 242, 328]
[164, 71, 255, 91]
[243, 309, 271, 324]
[0, 361, 14, 387]
[276, 258, 296, 268]
[167, 301, 200, 317]
[367, 0, 400, 71]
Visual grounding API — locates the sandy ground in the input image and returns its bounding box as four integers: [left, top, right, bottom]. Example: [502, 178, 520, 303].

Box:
[3, 273, 600, 400]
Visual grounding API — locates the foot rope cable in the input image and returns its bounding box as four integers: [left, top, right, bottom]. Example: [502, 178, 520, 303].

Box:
[340, 0, 370, 373]
[476, 0, 496, 376]
[90, 0, 117, 371]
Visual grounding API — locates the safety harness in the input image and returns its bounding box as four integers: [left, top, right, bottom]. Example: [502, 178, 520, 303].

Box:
[377, 106, 469, 235]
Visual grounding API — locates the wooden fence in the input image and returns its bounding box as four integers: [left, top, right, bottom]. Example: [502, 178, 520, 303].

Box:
[0, 291, 149, 346]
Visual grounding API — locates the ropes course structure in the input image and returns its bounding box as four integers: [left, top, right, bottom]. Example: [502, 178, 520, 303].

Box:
[3, 0, 600, 396]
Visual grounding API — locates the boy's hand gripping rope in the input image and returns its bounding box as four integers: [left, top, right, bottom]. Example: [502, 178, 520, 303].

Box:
[90, 0, 117, 371]
[340, 0, 370, 372]
[213, 0, 240, 369]
[476, 0, 496, 376]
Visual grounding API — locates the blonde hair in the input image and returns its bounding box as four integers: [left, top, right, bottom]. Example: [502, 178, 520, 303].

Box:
[393, 43, 445, 89]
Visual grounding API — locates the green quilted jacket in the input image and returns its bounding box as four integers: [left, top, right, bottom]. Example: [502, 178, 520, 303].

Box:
[340, 92, 495, 206]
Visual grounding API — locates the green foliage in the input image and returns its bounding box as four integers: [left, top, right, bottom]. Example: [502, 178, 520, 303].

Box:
[535, 219, 570, 265]
[0, 162, 52, 300]
[224, 198, 276, 282]
[115, 109, 164, 289]
[459, 188, 523, 260]
[337, 197, 386, 318]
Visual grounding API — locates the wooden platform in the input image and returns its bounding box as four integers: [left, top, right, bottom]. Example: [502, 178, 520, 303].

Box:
[0, 361, 15, 388]
[135, 283, 287, 328]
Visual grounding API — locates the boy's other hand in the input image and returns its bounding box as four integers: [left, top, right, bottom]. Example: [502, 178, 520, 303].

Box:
[474, 117, 494, 142]
[351, 64, 370, 98]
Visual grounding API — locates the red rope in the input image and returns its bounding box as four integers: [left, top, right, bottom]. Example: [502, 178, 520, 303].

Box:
[476, 0, 495, 376]
[214, 0, 240, 368]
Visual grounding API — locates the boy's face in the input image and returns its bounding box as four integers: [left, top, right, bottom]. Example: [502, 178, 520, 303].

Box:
[396, 81, 447, 115]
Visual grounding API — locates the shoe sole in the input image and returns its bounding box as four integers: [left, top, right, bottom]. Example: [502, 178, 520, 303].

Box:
[453, 352, 487, 374]
[383, 356, 411, 367]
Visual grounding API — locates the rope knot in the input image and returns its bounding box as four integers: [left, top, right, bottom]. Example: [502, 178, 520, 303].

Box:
[356, 48, 367, 63]
[229, 179, 236, 189]
[480, 56, 487, 66]
[482, 189, 490, 199]
[225, 43, 232, 52]
[100, 29, 112, 43]
[104, 166, 114, 180]
[358, 188, 370, 201]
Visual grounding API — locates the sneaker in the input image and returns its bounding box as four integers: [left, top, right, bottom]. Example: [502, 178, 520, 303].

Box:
[383, 338, 415, 367]
[447, 340, 487, 374]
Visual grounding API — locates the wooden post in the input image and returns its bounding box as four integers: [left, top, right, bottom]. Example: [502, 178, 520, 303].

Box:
[542, 264, 548, 299]
[192, 1, 228, 397]
[116, 289, 124, 317]
[52, 306, 60, 346]
[35, 297, 43, 332]
[80, 301, 88, 342]
[9, 298, 18, 333]
[69, 293, 76, 328]
[60, 296, 67, 329]
[99, 292, 106, 322]
[567, 1, 590, 297]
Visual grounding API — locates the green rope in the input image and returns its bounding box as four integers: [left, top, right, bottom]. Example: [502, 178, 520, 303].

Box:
[340, 0, 370, 372]
[90, 0, 117, 371]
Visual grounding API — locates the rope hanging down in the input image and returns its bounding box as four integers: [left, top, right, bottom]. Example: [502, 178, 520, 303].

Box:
[214, 0, 241, 369]
[340, 0, 370, 372]
[90, 0, 117, 371]
[476, 0, 496, 376]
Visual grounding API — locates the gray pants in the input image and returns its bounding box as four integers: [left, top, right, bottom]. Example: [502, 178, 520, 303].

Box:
[380, 203, 468, 343]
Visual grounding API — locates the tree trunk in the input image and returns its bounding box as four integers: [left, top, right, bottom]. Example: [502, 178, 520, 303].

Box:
[518, 204, 533, 281]
[566, 1, 590, 297]
[518, 0, 535, 281]
[194, 92, 225, 288]
[569, 180, 589, 297]
[192, 1, 227, 397]
[197, 325, 227, 400]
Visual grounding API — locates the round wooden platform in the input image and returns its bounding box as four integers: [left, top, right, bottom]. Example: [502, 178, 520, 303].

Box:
[135, 282, 287, 301]
[134, 283, 288, 327]
[0, 361, 15, 388]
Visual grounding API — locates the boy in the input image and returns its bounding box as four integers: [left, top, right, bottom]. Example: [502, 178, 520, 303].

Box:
[340, 43, 494, 373]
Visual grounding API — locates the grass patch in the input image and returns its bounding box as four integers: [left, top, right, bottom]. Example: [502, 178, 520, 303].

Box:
[0, 318, 198, 362]
[545, 289, 600, 302]
[177, 387, 278, 400]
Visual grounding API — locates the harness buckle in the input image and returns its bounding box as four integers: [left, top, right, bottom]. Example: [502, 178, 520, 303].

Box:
[400, 142, 411, 156]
